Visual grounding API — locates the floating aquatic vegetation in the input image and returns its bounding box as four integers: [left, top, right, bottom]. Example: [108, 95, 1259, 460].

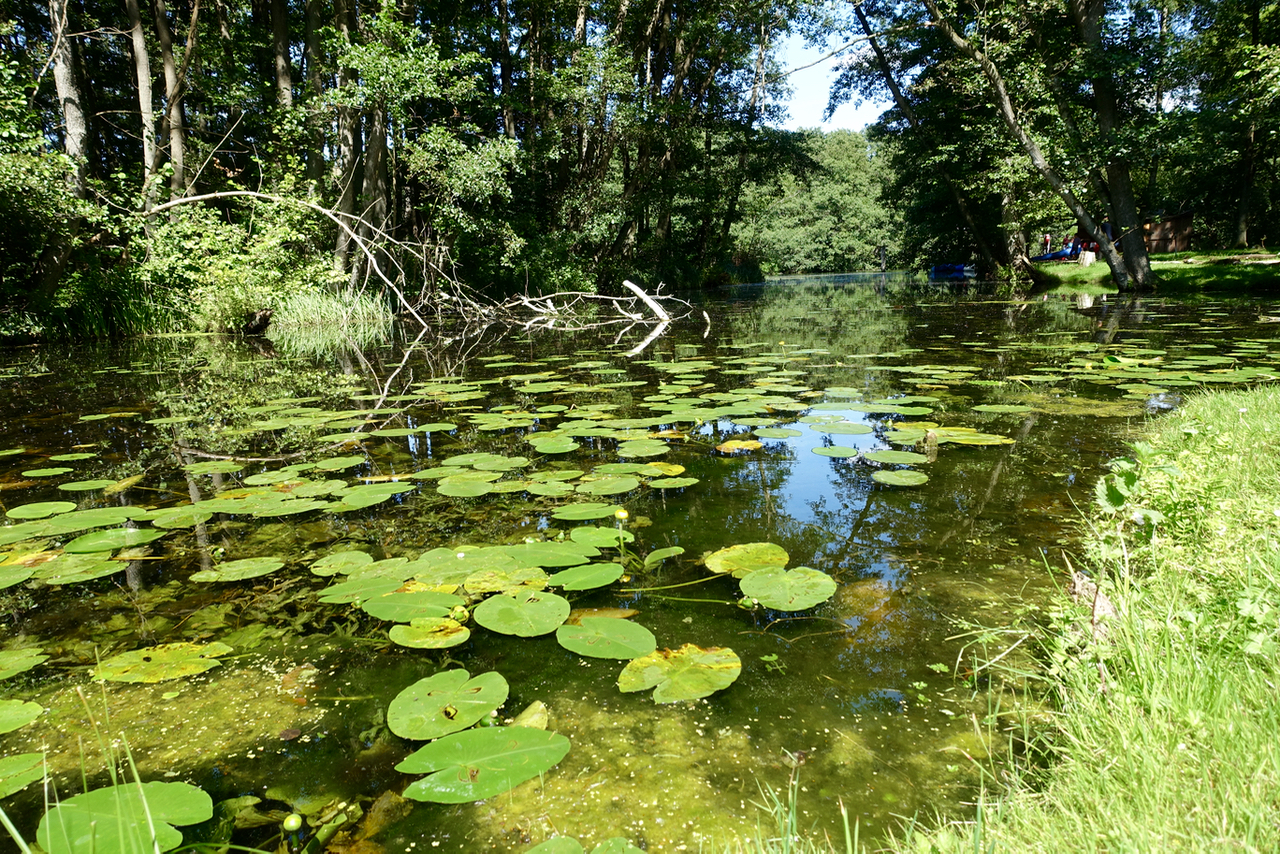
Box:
[739, 567, 837, 611]
[473, 589, 571, 637]
[0, 699, 43, 733]
[556, 617, 656, 659]
[872, 469, 930, 486]
[704, 542, 789, 578]
[0, 647, 48, 679]
[37, 781, 212, 854]
[93, 642, 233, 683]
[617, 644, 742, 703]
[387, 669, 509, 740]
[396, 725, 572, 803]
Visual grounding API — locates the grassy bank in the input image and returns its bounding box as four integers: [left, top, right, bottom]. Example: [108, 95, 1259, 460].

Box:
[886, 384, 1280, 852]
[1039, 250, 1280, 293]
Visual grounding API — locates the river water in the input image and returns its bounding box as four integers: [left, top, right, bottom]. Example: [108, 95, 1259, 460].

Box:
[2, 277, 1277, 851]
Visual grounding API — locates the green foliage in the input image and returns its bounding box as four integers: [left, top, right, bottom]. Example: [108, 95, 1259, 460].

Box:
[735, 130, 900, 275]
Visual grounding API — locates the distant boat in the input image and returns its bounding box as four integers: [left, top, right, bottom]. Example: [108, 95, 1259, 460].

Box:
[929, 264, 976, 280]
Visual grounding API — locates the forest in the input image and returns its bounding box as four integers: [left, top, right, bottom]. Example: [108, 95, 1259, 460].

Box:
[0, 0, 1277, 339]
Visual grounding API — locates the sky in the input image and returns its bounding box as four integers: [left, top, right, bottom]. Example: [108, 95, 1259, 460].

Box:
[773, 32, 889, 132]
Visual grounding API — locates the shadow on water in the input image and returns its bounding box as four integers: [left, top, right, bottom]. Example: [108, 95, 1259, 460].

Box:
[1, 280, 1278, 850]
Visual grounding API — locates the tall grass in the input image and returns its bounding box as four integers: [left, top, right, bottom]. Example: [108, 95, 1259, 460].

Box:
[894, 385, 1280, 852]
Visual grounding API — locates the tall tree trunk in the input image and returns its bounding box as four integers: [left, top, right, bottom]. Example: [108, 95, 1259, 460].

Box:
[1071, 0, 1153, 287]
[1233, 0, 1263, 248]
[154, 0, 186, 198]
[304, 0, 326, 184]
[333, 0, 362, 274]
[719, 25, 769, 253]
[272, 0, 294, 108]
[39, 0, 90, 302]
[49, 0, 89, 196]
[125, 0, 158, 212]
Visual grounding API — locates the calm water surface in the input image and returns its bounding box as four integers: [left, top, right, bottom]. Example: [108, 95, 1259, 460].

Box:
[2, 278, 1278, 851]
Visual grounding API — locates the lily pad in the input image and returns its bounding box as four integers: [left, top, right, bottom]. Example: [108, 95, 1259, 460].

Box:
[56, 479, 118, 492]
[569, 526, 634, 549]
[473, 590, 571, 637]
[361, 586, 462, 622]
[557, 618, 656, 659]
[644, 546, 685, 568]
[189, 557, 285, 583]
[551, 503, 624, 521]
[0, 565, 35, 589]
[396, 726, 572, 803]
[0, 753, 45, 799]
[647, 477, 700, 489]
[754, 427, 803, 439]
[318, 575, 405, 604]
[22, 467, 72, 477]
[704, 542, 789, 578]
[0, 699, 43, 733]
[546, 562, 625, 591]
[864, 450, 930, 465]
[184, 460, 245, 475]
[94, 642, 233, 683]
[528, 436, 581, 454]
[6, 501, 77, 520]
[502, 541, 597, 568]
[577, 476, 640, 496]
[812, 446, 860, 458]
[617, 644, 742, 703]
[972, 404, 1033, 414]
[0, 647, 49, 680]
[716, 440, 763, 453]
[36, 781, 213, 854]
[147, 505, 216, 529]
[437, 480, 495, 498]
[311, 550, 374, 576]
[871, 469, 930, 486]
[387, 669, 509, 741]
[616, 439, 668, 458]
[33, 553, 120, 585]
[810, 422, 873, 435]
[389, 617, 471, 649]
[64, 527, 165, 554]
[739, 567, 837, 611]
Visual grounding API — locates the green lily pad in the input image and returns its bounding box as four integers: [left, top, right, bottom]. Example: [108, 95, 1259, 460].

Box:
[0, 752, 45, 799]
[183, 460, 245, 475]
[147, 505, 216, 529]
[502, 541, 598, 568]
[740, 567, 837, 611]
[864, 450, 930, 465]
[812, 446, 861, 458]
[189, 557, 285, 583]
[569, 526, 634, 549]
[557, 617, 656, 659]
[0, 647, 48, 680]
[37, 781, 213, 854]
[388, 669, 509, 741]
[551, 503, 624, 521]
[577, 476, 640, 496]
[0, 448, 24, 457]
[617, 644, 743, 703]
[704, 542, 789, 578]
[48, 452, 96, 461]
[464, 566, 550, 596]
[810, 422, 873, 435]
[528, 436, 581, 454]
[318, 575, 405, 604]
[33, 553, 120, 585]
[526, 840, 584, 854]
[871, 469, 929, 486]
[389, 617, 471, 649]
[648, 477, 700, 489]
[753, 427, 803, 439]
[94, 642, 233, 683]
[644, 546, 685, 568]
[0, 699, 43, 733]
[311, 550, 373, 576]
[57, 479, 118, 492]
[473, 590, 571, 637]
[546, 562, 625, 591]
[616, 439, 668, 458]
[314, 454, 366, 472]
[590, 840, 644, 854]
[6, 501, 77, 520]
[972, 404, 1033, 413]
[397, 726, 572, 803]
[438, 480, 495, 498]
[361, 586, 462, 622]
[22, 467, 72, 477]
[0, 565, 35, 589]
[64, 527, 165, 554]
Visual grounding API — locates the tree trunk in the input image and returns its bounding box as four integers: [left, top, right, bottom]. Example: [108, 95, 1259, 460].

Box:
[49, 0, 89, 196]
[351, 101, 389, 289]
[272, 0, 293, 108]
[125, 0, 158, 212]
[153, 0, 186, 198]
[304, 0, 326, 184]
[333, 0, 362, 274]
[498, 0, 517, 139]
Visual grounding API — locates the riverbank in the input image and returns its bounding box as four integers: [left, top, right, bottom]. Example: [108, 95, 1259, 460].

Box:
[880, 384, 1280, 852]
[1038, 250, 1280, 294]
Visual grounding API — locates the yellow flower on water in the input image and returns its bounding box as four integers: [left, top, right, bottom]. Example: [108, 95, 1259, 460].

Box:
[614, 509, 629, 521]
